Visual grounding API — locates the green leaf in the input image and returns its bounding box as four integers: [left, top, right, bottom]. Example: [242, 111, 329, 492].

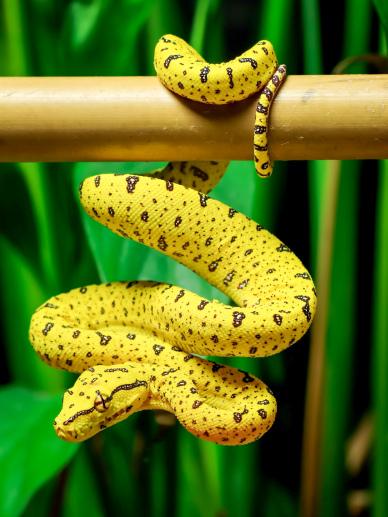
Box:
[372, 160, 388, 517]
[63, 446, 104, 517]
[374, 0, 388, 43]
[0, 386, 78, 517]
[0, 236, 68, 391]
[60, 0, 156, 75]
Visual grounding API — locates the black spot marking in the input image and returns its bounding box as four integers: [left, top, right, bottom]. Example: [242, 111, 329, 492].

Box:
[153, 344, 165, 355]
[141, 211, 149, 222]
[258, 409, 268, 419]
[254, 125, 267, 134]
[223, 270, 236, 286]
[42, 322, 54, 336]
[94, 176, 100, 187]
[158, 236, 168, 251]
[232, 311, 245, 327]
[192, 400, 203, 409]
[208, 258, 222, 272]
[166, 180, 174, 191]
[197, 300, 209, 310]
[234, 412, 242, 423]
[238, 57, 257, 69]
[126, 176, 139, 193]
[44, 302, 58, 309]
[72, 330, 80, 339]
[108, 207, 115, 217]
[295, 295, 312, 322]
[239, 371, 255, 383]
[191, 165, 209, 181]
[96, 332, 112, 346]
[162, 367, 178, 376]
[175, 289, 185, 302]
[254, 143, 268, 152]
[199, 66, 210, 83]
[238, 279, 249, 289]
[228, 208, 237, 218]
[256, 103, 268, 114]
[263, 87, 273, 101]
[295, 272, 311, 280]
[226, 67, 234, 88]
[174, 216, 182, 227]
[277, 243, 291, 252]
[199, 193, 208, 207]
[164, 54, 183, 68]
[273, 314, 283, 326]
[80, 287, 87, 294]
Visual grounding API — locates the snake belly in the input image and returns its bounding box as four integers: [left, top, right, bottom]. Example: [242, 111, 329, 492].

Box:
[29, 35, 315, 446]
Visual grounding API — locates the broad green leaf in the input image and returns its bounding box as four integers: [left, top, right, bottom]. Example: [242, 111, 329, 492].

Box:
[372, 160, 388, 517]
[0, 236, 68, 391]
[63, 446, 104, 517]
[177, 430, 223, 517]
[0, 386, 78, 517]
[60, 0, 156, 75]
[145, 0, 185, 73]
[374, 0, 388, 42]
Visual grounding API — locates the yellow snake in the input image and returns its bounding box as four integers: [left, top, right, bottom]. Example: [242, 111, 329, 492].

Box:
[29, 35, 316, 446]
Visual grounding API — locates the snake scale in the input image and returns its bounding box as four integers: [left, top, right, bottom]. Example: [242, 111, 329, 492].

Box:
[29, 35, 316, 446]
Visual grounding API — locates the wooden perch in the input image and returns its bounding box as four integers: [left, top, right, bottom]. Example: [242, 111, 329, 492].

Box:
[0, 74, 387, 162]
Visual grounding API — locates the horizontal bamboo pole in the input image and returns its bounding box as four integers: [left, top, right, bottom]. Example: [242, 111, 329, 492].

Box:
[0, 75, 387, 162]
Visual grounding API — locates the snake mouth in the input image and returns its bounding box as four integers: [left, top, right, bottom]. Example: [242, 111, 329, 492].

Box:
[54, 421, 87, 442]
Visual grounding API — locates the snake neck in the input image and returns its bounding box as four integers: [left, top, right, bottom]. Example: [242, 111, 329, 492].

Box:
[153, 160, 230, 195]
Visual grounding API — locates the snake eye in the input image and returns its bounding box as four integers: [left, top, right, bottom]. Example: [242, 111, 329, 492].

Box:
[94, 390, 111, 413]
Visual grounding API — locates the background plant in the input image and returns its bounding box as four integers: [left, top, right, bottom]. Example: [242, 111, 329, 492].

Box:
[0, 1, 386, 516]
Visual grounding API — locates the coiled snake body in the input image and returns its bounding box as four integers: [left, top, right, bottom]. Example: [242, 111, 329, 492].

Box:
[29, 35, 316, 446]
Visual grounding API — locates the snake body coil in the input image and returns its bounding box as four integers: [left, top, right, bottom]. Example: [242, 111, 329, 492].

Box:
[29, 35, 315, 446]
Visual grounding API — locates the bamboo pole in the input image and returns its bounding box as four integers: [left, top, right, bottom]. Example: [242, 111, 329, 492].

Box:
[0, 74, 387, 162]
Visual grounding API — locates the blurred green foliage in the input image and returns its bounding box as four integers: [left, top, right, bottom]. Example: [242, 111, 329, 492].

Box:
[0, 1, 386, 516]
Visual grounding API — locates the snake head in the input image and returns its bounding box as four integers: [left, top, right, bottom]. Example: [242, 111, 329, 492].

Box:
[54, 364, 150, 442]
